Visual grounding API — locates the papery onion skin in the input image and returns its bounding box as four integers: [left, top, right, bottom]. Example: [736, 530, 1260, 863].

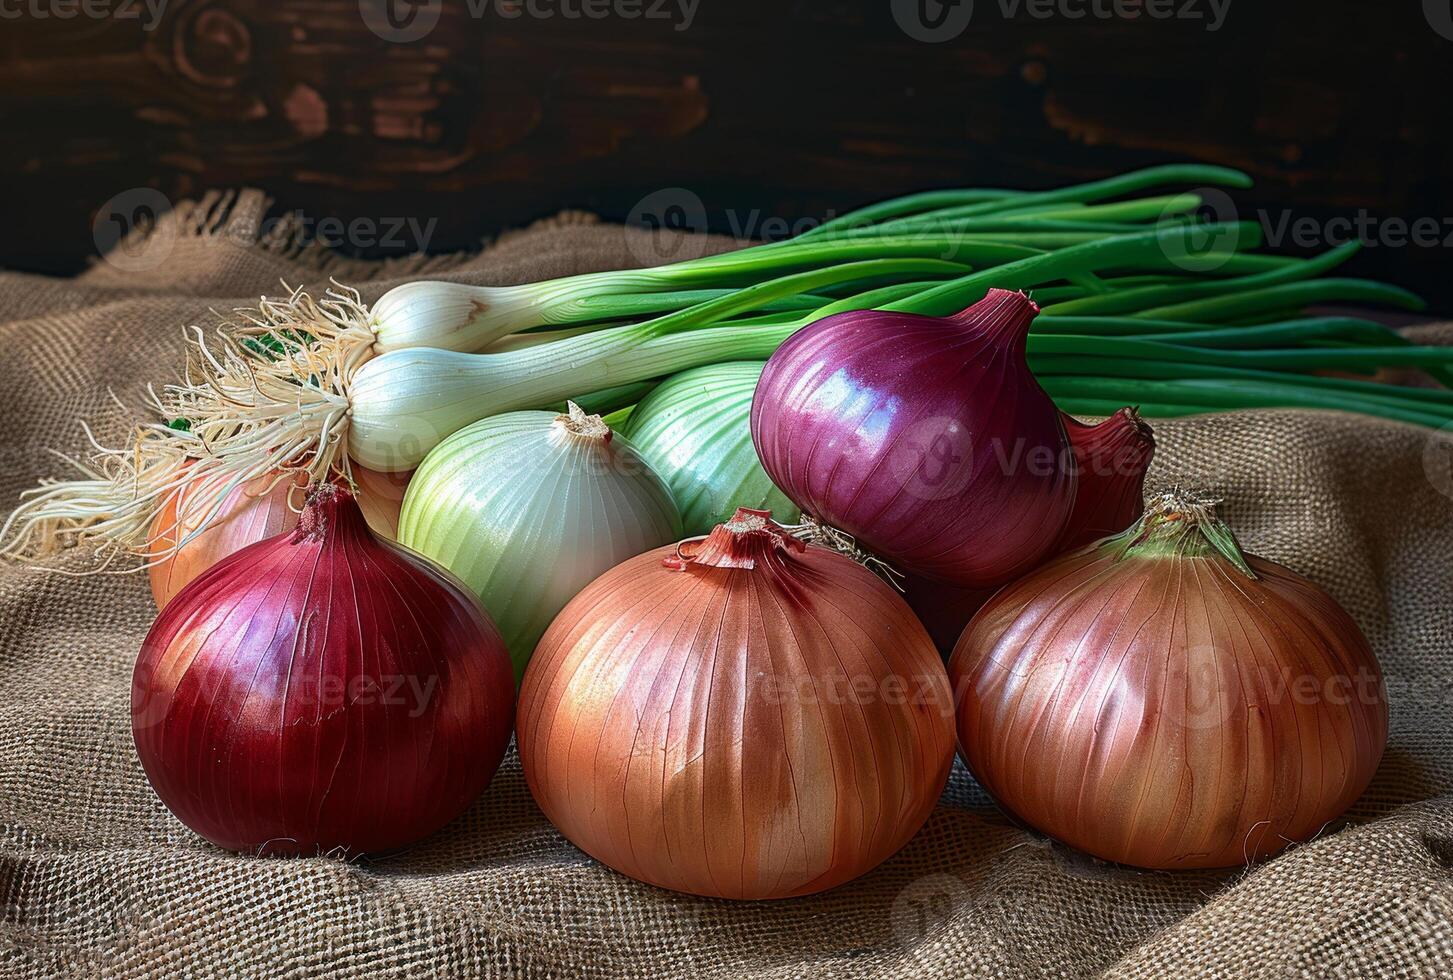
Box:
[621, 361, 799, 535]
[949, 493, 1387, 870]
[147, 471, 306, 610]
[751, 288, 1075, 589]
[133, 486, 514, 857]
[148, 466, 407, 610]
[518, 508, 955, 900]
[399, 403, 682, 681]
[1055, 409, 1154, 552]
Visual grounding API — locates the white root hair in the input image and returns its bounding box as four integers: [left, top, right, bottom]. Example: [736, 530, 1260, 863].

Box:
[0, 282, 375, 569]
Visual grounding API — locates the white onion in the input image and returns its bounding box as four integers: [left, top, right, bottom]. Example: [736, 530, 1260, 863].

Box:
[397, 403, 682, 680]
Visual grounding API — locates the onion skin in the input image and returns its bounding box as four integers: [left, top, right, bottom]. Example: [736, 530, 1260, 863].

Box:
[949, 493, 1387, 870]
[133, 486, 514, 857]
[751, 288, 1075, 589]
[518, 509, 955, 900]
[399, 404, 682, 681]
[148, 466, 406, 610]
[621, 361, 799, 535]
[1056, 409, 1155, 552]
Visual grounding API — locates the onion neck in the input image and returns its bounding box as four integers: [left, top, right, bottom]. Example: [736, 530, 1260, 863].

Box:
[292, 484, 374, 546]
[947, 288, 1040, 349]
[1067, 408, 1155, 467]
[1115, 489, 1257, 579]
[551, 401, 613, 446]
[666, 507, 805, 571]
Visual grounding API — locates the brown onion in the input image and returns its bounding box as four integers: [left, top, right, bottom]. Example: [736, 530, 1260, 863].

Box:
[148, 466, 406, 609]
[518, 508, 955, 899]
[949, 490, 1387, 869]
[134, 485, 514, 856]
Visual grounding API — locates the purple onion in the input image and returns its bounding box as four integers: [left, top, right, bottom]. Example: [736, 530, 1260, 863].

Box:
[750, 289, 1075, 588]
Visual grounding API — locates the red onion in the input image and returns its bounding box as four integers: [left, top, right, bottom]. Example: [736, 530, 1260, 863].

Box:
[148, 465, 407, 610]
[148, 470, 306, 610]
[1055, 409, 1155, 552]
[518, 508, 955, 899]
[751, 288, 1075, 589]
[133, 485, 514, 856]
[949, 490, 1387, 869]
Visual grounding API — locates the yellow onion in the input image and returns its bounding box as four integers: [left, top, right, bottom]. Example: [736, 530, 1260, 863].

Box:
[518, 508, 955, 899]
[147, 466, 406, 610]
[949, 490, 1387, 869]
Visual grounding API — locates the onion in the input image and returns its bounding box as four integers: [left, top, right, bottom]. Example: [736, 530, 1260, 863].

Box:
[518, 508, 956, 899]
[133, 485, 514, 856]
[147, 471, 306, 610]
[902, 574, 994, 660]
[147, 465, 407, 610]
[1055, 408, 1155, 552]
[398, 402, 682, 680]
[620, 361, 799, 535]
[751, 288, 1075, 589]
[949, 490, 1387, 869]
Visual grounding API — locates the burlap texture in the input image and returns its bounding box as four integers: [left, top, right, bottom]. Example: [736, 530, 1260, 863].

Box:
[2, 194, 1451, 979]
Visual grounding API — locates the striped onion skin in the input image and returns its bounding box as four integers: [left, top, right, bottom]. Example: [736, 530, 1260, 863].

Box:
[949, 492, 1387, 870]
[621, 362, 799, 535]
[518, 509, 955, 899]
[147, 466, 406, 610]
[133, 487, 514, 856]
[398, 405, 682, 680]
[750, 289, 1075, 589]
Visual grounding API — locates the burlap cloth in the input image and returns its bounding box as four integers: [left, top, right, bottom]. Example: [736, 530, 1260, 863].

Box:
[2, 192, 1452, 979]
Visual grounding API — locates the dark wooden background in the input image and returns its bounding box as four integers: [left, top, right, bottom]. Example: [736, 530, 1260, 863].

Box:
[3, 0, 1452, 307]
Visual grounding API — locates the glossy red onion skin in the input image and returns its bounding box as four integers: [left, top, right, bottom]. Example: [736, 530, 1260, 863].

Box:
[148, 466, 407, 610]
[133, 489, 514, 857]
[518, 511, 955, 900]
[751, 289, 1074, 589]
[949, 540, 1387, 870]
[1055, 410, 1155, 552]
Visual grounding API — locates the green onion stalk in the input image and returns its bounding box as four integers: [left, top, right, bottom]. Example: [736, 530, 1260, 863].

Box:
[2, 165, 1444, 567]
